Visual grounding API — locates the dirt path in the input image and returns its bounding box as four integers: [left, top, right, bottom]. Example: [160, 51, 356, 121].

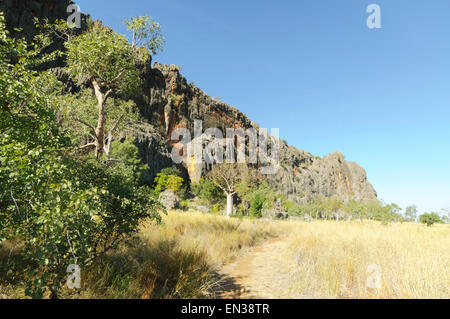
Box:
[215, 237, 307, 299]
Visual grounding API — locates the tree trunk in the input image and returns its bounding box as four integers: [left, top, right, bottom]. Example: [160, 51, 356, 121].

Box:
[104, 131, 113, 156]
[92, 79, 106, 159]
[226, 193, 233, 217]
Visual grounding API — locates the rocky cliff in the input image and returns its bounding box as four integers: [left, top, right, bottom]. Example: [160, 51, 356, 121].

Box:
[121, 62, 378, 204]
[1, 0, 377, 203]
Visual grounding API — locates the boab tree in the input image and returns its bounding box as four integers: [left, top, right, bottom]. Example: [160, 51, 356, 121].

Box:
[207, 163, 255, 217]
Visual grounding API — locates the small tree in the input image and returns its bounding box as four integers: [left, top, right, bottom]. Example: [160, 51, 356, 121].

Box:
[59, 89, 139, 156]
[405, 205, 418, 222]
[420, 213, 442, 227]
[191, 178, 225, 205]
[207, 163, 252, 217]
[125, 15, 165, 54]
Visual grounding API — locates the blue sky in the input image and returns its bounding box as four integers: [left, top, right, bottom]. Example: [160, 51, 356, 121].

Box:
[75, 0, 450, 214]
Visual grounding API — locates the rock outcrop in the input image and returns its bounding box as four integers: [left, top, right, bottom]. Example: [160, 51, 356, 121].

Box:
[1, 1, 378, 204]
[158, 189, 180, 210]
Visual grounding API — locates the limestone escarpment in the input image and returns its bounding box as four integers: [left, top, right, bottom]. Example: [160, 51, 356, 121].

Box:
[136, 64, 377, 203]
[1, 2, 378, 203]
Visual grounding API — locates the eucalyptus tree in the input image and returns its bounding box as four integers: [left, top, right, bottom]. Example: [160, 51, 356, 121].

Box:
[0, 15, 161, 298]
[65, 23, 142, 158]
[125, 15, 165, 54]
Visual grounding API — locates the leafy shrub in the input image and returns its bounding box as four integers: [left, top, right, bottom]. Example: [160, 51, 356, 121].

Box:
[250, 192, 266, 218]
[419, 213, 442, 227]
[110, 139, 148, 183]
[211, 204, 224, 214]
[153, 173, 184, 195]
[160, 167, 182, 177]
[191, 178, 224, 205]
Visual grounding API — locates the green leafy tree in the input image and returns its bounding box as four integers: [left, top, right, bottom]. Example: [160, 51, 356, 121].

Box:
[250, 192, 266, 218]
[405, 205, 418, 222]
[420, 213, 442, 227]
[153, 173, 184, 195]
[125, 15, 165, 55]
[0, 16, 161, 298]
[58, 89, 139, 156]
[65, 23, 142, 159]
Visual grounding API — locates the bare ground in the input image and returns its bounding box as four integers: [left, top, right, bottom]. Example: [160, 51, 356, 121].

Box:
[214, 237, 310, 299]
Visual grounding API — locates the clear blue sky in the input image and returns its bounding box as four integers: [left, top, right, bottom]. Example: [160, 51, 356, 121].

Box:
[75, 0, 450, 214]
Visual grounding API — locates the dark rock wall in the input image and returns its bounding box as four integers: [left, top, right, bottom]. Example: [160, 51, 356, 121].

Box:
[137, 63, 377, 203]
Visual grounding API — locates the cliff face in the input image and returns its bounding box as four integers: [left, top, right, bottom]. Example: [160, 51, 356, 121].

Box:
[136, 63, 377, 203]
[1, 1, 378, 203]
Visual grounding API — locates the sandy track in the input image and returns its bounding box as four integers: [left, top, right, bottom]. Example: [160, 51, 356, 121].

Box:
[215, 237, 308, 299]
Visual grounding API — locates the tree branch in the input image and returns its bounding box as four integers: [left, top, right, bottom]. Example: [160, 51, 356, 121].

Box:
[108, 113, 126, 137]
[79, 143, 96, 150]
[104, 89, 113, 102]
[73, 116, 96, 136]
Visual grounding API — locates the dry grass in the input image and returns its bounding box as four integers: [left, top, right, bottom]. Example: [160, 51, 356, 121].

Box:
[2, 212, 448, 299]
[284, 221, 450, 299]
[79, 211, 284, 299]
[140, 211, 285, 266]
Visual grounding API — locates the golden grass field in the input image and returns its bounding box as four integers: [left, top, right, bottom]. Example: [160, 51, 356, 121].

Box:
[284, 220, 450, 298]
[1, 211, 449, 299]
[138, 211, 450, 299]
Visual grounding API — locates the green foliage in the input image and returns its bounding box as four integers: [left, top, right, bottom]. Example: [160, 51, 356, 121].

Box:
[191, 178, 225, 205]
[250, 192, 266, 218]
[171, 94, 182, 107]
[57, 89, 138, 145]
[286, 197, 404, 223]
[65, 23, 141, 97]
[0, 17, 161, 298]
[154, 173, 184, 195]
[211, 204, 224, 214]
[110, 139, 148, 182]
[235, 181, 276, 218]
[419, 213, 442, 227]
[179, 200, 189, 211]
[404, 205, 418, 222]
[125, 15, 165, 55]
[160, 167, 182, 177]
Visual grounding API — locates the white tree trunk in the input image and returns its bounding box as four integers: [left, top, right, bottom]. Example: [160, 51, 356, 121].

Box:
[226, 193, 233, 217]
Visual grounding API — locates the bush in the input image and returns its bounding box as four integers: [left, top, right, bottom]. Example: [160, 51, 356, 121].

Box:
[250, 192, 266, 218]
[160, 167, 182, 177]
[420, 213, 442, 227]
[211, 204, 224, 214]
[191, 178, 224, 205]
[154, 173, 184, 195]
[110, 139, 148, 183]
